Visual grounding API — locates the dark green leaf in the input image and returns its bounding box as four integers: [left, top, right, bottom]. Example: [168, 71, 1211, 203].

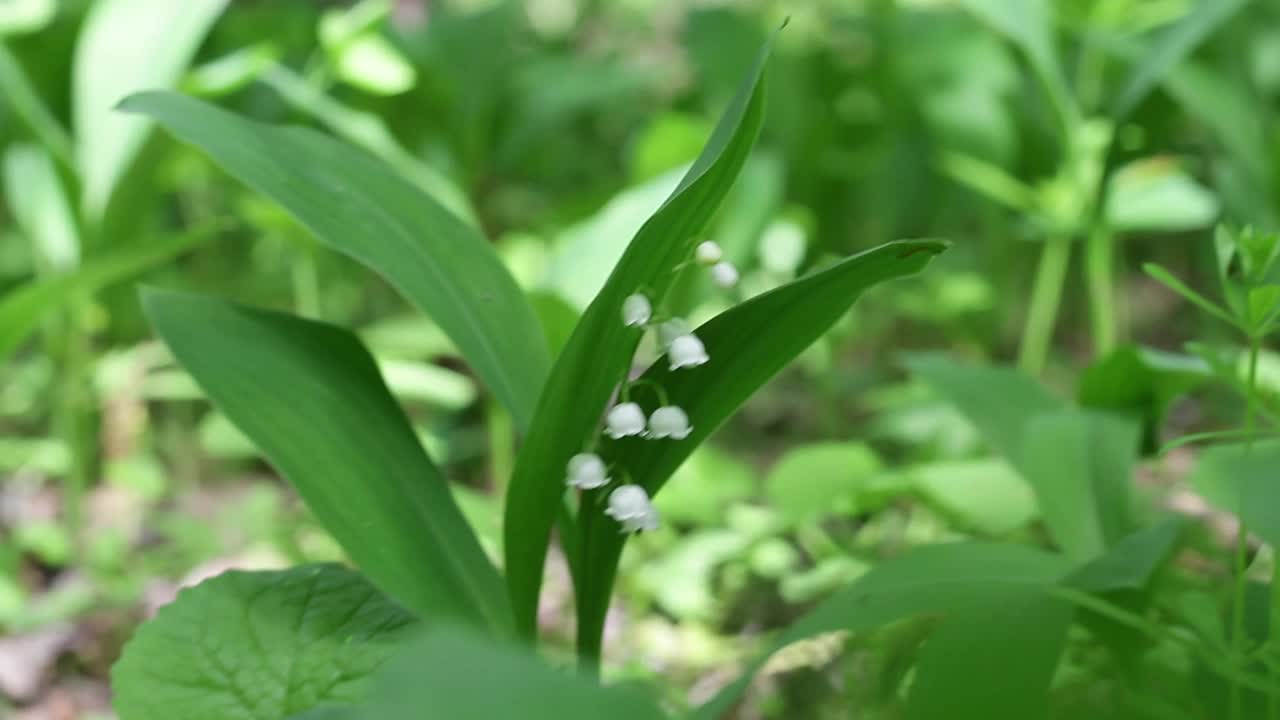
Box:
[0, 41, 73, 167]
[906, 354, 1063, 461]
[577, 240, 947, 657]
[322, 625, 667, 720]
[905, 589, 1071, 720]
[1078, 345, 1212, 454]
[1066, 518, 1187, 594]
[120, 91, 547, 431]
[142, 290, 510, 633]
[112, 565, 418, 720]
[1111, 0, 1252, 119]
[502, 33, 774, 638]
[696, 543, 1069, 718]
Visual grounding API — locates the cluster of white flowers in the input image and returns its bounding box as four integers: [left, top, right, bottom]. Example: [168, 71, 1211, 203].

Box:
[564, 240, 740, 534]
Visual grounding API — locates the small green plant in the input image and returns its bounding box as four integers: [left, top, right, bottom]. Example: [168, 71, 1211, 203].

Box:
[107, 37, 960, 719]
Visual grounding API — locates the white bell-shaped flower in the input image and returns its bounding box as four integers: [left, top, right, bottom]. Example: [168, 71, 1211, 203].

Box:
[605, 484, 660, 533]
[622, 293, 652, 327]
[605, 402, 647, 439]
[657, 317, 692, 348]
[565, 453, 610, 490]
[647, 406, 692, 439]
[695, 241, 723, 266]
[710, 261, 739, 288]
[669, 334, 709, 370]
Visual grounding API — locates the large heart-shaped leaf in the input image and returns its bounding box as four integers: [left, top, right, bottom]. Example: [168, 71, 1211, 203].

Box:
[576, 240, 947, 658]
[112, 565, 417, 720]
[143, 290, 510, 633]
[501, 32, 774, 638]
[74, 0, 228, 218]
[121, 92, 549, 432]
[696, 543, 1069, 718]
[300, 625, 668, 720]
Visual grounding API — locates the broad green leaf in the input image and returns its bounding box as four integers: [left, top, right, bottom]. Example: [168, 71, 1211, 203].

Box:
[112, 565, 418, 720]
[696, 543, 1070, 718]
[576, 240, 948, 657]
[1105, 157, 1220, 233]
[763, 443, 883, 523]
[142, 290, 510, 633]
[311, 625, 667, 720]
[502, 34, 775, 638]
[3, 144, 79, 271]
[74, 0, 228, 219]
[122, 92, 545, 430]
[1111, 0, 1252, 119]
[1078, 345, 1212, 453]
[905, 589, 1071, 720]
[906, 354, 1063, 461]
[1021, 410, 1138, 562]
[0, 231, 205, 362]
[1189, 441, 1280, 550]
[0, 41, 73, 167]
[255, 65, 473, 223]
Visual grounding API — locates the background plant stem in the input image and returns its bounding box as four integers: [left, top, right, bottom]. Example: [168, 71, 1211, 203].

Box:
[1086, 223, 1116, 356]
[1019, 234, 1072, 375]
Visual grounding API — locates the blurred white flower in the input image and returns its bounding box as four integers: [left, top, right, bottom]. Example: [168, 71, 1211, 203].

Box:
[657, 317, 692, 348]
[622, 293, 652, 327]
[648, 406, 692, 439]
[695, 241, 723, 266]
[710, 261, 739, 288]
[605, 402, 647, 438]
[669, 334, 709, 370]
[565, 453, 610, 489]
[605, 484, 659, 533]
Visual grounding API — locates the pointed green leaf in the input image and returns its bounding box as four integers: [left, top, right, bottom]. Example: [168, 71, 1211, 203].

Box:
[696, 543, 1069, 718]
[1066, 518, 1187, 594]
[112, 565, 418, 720]
[1111, 0, 1252, 119]
[74, 0, 228, 218]
[577, 240, 948, 657]
[142, 290, 510, 633]
[905, 589, 1071, 720]
[4, 143, 79, 271]
[0, 231, 205, 362]
[1143, 263, 1241, 329]
[121, 92, 547, 430]
[0, 41, 73, 167]
[502, 33, 774, 638]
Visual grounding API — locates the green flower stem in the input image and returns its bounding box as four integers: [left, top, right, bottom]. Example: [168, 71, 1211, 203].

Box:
[1019, 234, 1072, 375]
[1231, 336, 1262, 720]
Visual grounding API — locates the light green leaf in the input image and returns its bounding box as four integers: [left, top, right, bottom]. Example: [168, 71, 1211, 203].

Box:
[905, 589, 1071, 720]
[909, 459, 1039, 536]
[142, 290, 510, 633]
[313, 625, 667, 720]
[763, 443, 883, 523]
[122, 92, 545, 430]
[577, 240, 947, 657]
[112, 565, 418, 720]
[183, 44, 280, 98]
[0, 0, 55, 36]
[0, 41, 73, 167]
[1021, 410, 1138, 562]
[1106, 158, 1219, 233]
[696, 543, 1070, 718]
[1111, 0, 1252, 119]
[74, 0, 228, 219]
[0, 230, 205, 362]
[3, 144, 79, 271]
[502, 34, 775, 638]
